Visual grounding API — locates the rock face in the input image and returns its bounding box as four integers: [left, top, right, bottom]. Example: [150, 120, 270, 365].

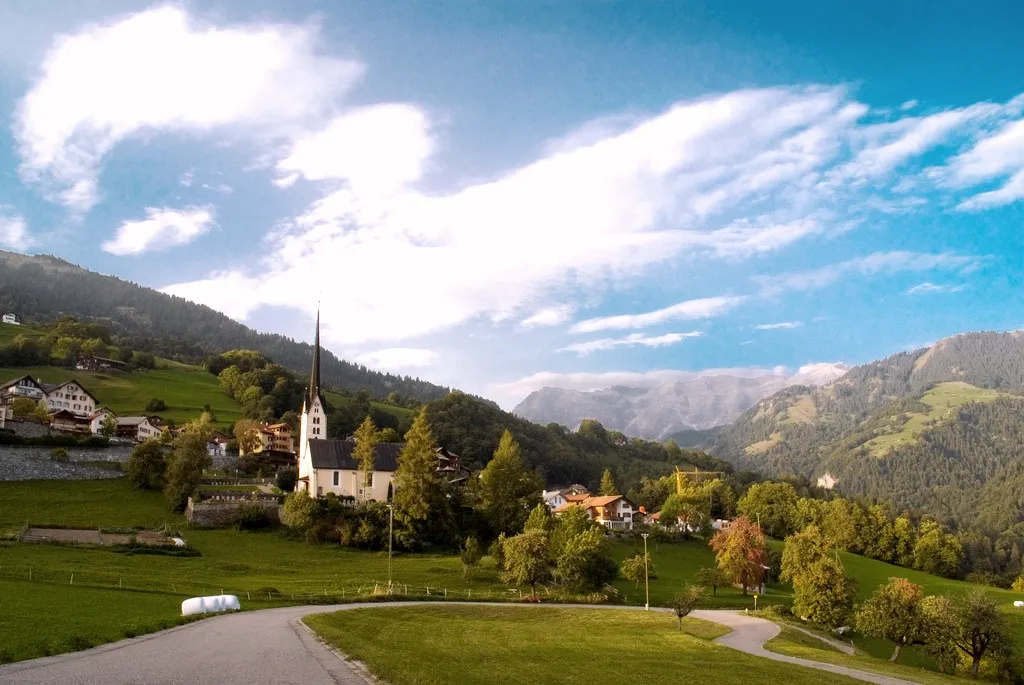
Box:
[512, 364, 848, 440]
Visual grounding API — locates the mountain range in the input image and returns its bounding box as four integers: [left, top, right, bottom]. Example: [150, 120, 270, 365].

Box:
[512, 362, 849, 439]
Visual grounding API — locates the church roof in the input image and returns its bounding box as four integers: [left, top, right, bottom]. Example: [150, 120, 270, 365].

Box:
[307, 440, 405, 472]
[305, 310, 324, 409]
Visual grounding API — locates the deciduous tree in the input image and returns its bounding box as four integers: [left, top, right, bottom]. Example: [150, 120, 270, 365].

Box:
[791, 557, 856, 627]
[126, 439, 167, 490]
[501, 529, 552, 596]
[164, 428, 212, 511]
[620, 553, 655, 589]
[694, 567, 727, 596]
[233, 418, 263, 455]
[737, 481, 798, 539]
[855, 578, 929, 662]
[671, 585, 705, 630]
[709, 515, 767, 594]
[524, 502, 554, 533]
[353, 416, 380, 498]
[556, 526, 618, 592]
[460, 536, 483, 579]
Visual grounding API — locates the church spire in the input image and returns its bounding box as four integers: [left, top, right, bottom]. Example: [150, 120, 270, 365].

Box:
[306, 309, 322, 408]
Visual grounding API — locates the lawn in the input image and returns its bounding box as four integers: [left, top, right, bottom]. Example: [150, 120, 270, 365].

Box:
[0, 363, 244, 428]
[865, 382, 1004, 457]
[766, 626, 977, 685]
[306, 605, 868, 685]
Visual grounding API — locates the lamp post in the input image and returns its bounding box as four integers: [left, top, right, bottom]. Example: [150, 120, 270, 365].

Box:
[641, 532, 650, 610]
[386, 503, 394, 590]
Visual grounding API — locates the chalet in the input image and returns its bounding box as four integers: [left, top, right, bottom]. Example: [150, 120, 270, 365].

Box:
[239, 422, 297, 467]
[76, 355, 128, 372]
[88, 407, 117, 434]
[436, 446, 471, 484]
[543, 484, 592, 510]
[207, 431, 231, 459]
[117, 416, 161, 442]
[2, 313, 21, 325]
[0, 375, 46, 405]
[42, 380, 97, 417]
[50, 409, 92, 434]
[554, 494, 636, 530]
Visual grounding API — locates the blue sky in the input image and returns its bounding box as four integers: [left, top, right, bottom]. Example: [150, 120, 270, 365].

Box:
[2, 1, 1024, 408]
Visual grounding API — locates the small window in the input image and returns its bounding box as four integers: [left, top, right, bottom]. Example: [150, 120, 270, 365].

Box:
[333, 471, 339, 486]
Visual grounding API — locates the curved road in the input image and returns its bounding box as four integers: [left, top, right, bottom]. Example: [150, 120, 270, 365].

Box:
[0, 603, 921, 685]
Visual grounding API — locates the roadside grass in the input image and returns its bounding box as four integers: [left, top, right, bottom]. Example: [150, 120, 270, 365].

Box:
[766, 626, 977, 685]
[865, 382, 1003, 457]
[0, 364, 244, 428]
[306, 605, 868, 685]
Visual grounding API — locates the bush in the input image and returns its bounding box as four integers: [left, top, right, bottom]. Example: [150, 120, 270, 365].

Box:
[50, 447, 70, 463]
[232, 502, 276, 530]
[275, 466, 298, 493]
[145, 398, 167, 412]
[127, 440, 167, 490]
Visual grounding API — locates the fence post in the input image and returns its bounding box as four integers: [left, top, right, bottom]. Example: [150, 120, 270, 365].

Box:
[444, 588, 447, 598]
[70, 573, 74, 585]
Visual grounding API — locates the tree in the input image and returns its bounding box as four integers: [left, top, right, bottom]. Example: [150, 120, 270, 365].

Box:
[599, 468, 619, 496]
[126, 439, 167, 490]
[164, 426, 213, 511]
[1012, 576, 1024, 593]
[353, 416, 380, 499]
[99, 414, 118, 439]
[146, 398, 167, 412]
[31, 401, 51, 425]
[620, 553, 655, 589]
[952, 589, 1011, 678]
[914, 520, 963, 578]
[460, 536, 483, 579]
[501, 529, 552, 596]
[556, 526, 618, 592]
[393, 408, 443, 521]
[524, 502, 554, 533]
[233, 418, 263, 455]
[671, 585, 705, 631]
[791, 557, 856, 627]
[781, 525, 829, 583]
[379, 427, 401, 442]
[479, 430, 543, 536]
[855, 578, 929, 662]
[694, 567, 727, 596]
[737, 481, 799, 539]
[709, 516, 767, 594]
[9, 397, 37, 420]
[549, 505, 597, 558]
[282, 490, 318, 531]
[276, 466, 298, 493]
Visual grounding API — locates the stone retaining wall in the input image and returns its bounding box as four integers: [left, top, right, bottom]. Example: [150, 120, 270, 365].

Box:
[0, 444, 134, 481]
[185, 497, 282, 527]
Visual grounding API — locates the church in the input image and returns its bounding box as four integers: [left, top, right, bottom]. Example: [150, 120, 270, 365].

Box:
[295, 314, 404, 501]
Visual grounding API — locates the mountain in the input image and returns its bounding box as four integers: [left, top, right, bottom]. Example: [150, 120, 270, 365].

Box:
[0, 251, 455, 403]
[512, 363, 849, 439]
[708, 330, 1024, 533]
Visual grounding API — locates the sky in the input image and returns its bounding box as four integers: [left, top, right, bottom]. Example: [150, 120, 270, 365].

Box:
[3, 1, 1024, 409]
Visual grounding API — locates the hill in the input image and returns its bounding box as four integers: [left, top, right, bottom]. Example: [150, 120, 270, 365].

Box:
[0, 250, 454, 402]
[513, 363, 848, 439]
[709, 331, 1024, 533]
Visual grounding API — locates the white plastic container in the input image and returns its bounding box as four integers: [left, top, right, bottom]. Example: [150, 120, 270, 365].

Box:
[181, 594, 241, 616]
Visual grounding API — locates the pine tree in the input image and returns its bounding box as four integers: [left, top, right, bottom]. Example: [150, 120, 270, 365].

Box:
[599, 468, 619, 496]
[353, 416, 380, 497]
[393, 408, 443, 521]
[479, 430, 543, 536]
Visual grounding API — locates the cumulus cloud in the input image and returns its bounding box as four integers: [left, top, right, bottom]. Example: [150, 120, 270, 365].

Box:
[571, 296, 745, 334]
[0, 211, 33, 251]
[755, 321, 802, 330]
[354, 348, 437, 370]
[15, 5, 363, 212]
[756, 251, 982, 296]
[558, 332, 701, 357]
[520, 306, 575, 328]
[102, 206, 215, 256]
[906, 282, 967, 294]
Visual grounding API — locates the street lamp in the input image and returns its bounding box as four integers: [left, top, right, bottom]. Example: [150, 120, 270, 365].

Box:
[386, 503, 394, 591]
[641, 532, 650, 610]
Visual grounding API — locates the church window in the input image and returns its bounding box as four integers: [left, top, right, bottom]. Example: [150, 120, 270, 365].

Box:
[333, 471, 339, 486]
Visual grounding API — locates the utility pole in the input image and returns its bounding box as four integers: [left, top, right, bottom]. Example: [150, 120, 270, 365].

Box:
[641, 532, 650, 610]
[386, 503, 394, 590]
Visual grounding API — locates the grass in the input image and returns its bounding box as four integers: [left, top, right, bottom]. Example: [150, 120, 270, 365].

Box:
[306, 605, 869, 685]
[323, 390, 417, 428]
[782, 395, 818, 425]
[745, 431, 783, 455]
[865, 382, 1003, 457]
[0, 364, 244, 428]
[0, 322, 45, 346]
[766, 625, 977, 685]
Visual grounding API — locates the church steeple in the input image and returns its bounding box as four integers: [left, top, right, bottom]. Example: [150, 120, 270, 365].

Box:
[306, 309, 322, 408]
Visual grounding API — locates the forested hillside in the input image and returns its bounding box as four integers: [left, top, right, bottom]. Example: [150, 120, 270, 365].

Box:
[0, 251, 452, 401]
[709, 331, 1024, 535]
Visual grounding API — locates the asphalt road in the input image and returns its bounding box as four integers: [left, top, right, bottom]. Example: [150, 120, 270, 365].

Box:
[0, 603, 923, 685]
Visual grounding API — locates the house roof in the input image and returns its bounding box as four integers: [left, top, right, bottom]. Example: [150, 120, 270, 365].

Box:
[41, 380, 98, 403]
[553, 494, 632, 514]
[307, 440, 405, 472]
[88, 407, 116, 419]
[50, 409, 89, 420]
[79, 355, 127, 366]
[117, 416, 152, 427]
[564, 493, 590, 503]
[0, 375, 42, 392]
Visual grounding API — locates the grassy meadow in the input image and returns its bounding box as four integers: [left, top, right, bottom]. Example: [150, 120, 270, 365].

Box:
[0, 322, 45, 345]
[305, 605, 873, 685]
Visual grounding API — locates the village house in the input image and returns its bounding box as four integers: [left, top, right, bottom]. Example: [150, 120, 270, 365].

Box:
[554, 494, 636, 530]
[0, 375, 46, 409]
[49, 409, 92, 433]
[239, 422, 297, 466]
[88, 407, 117, 434]
[42, 380, 98, 417]
[207, 431, 231, 459]
[76, 355, 128, 372]
[2, 313, 21, 325]
[543, 484, 591, 510]
[117, 416, 162, 442]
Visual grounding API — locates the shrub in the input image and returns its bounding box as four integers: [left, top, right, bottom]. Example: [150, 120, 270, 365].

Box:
[275, 466, 298, 493]
[127, 440, 167, 490]
[232, 502, 275, 530]
[145, 398, 167, 412]
[50, 447, 70, 463]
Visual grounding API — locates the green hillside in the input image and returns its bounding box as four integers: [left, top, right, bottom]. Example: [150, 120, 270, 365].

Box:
[0, 322, 43, 345]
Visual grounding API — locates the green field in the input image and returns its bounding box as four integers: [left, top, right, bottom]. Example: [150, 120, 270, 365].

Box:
[0, 364, 244, 428]
[323, 390, 417, 429]
[306, 605, 872, 685]
[865, 382, 1003, 457]
[0, 322, 45, 345]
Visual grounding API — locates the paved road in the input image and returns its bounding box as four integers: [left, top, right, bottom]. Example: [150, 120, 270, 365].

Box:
[0, 603, 921, 685]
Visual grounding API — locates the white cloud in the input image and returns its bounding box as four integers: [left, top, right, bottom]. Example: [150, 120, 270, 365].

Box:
[571, 296, 745, 334]
[354, 348, 437, 371]
[15, 5, 363, 212]
[754, 321, 802, 330]
[757, 251, 981, 296]
[520, 306, 575, 328]
[558, 331, 702, 357]
[900, 99, 919, 111]
[179, 170, 194, 188]
[906, 282, 967, 294]
[0, 211, 33, 251]
[102, 206, 215, 256]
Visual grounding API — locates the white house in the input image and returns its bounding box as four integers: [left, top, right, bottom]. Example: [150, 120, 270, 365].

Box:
[295, 314, 399, 501]
[2, 313, 21, 325]
[89, 407, 117, 434]
[0, 375, 46, 404]
[543, 490, 568, 510]
[554, 495, 636, 530]
[117, 416, 161, 442]
[42, 380, 97, 417]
